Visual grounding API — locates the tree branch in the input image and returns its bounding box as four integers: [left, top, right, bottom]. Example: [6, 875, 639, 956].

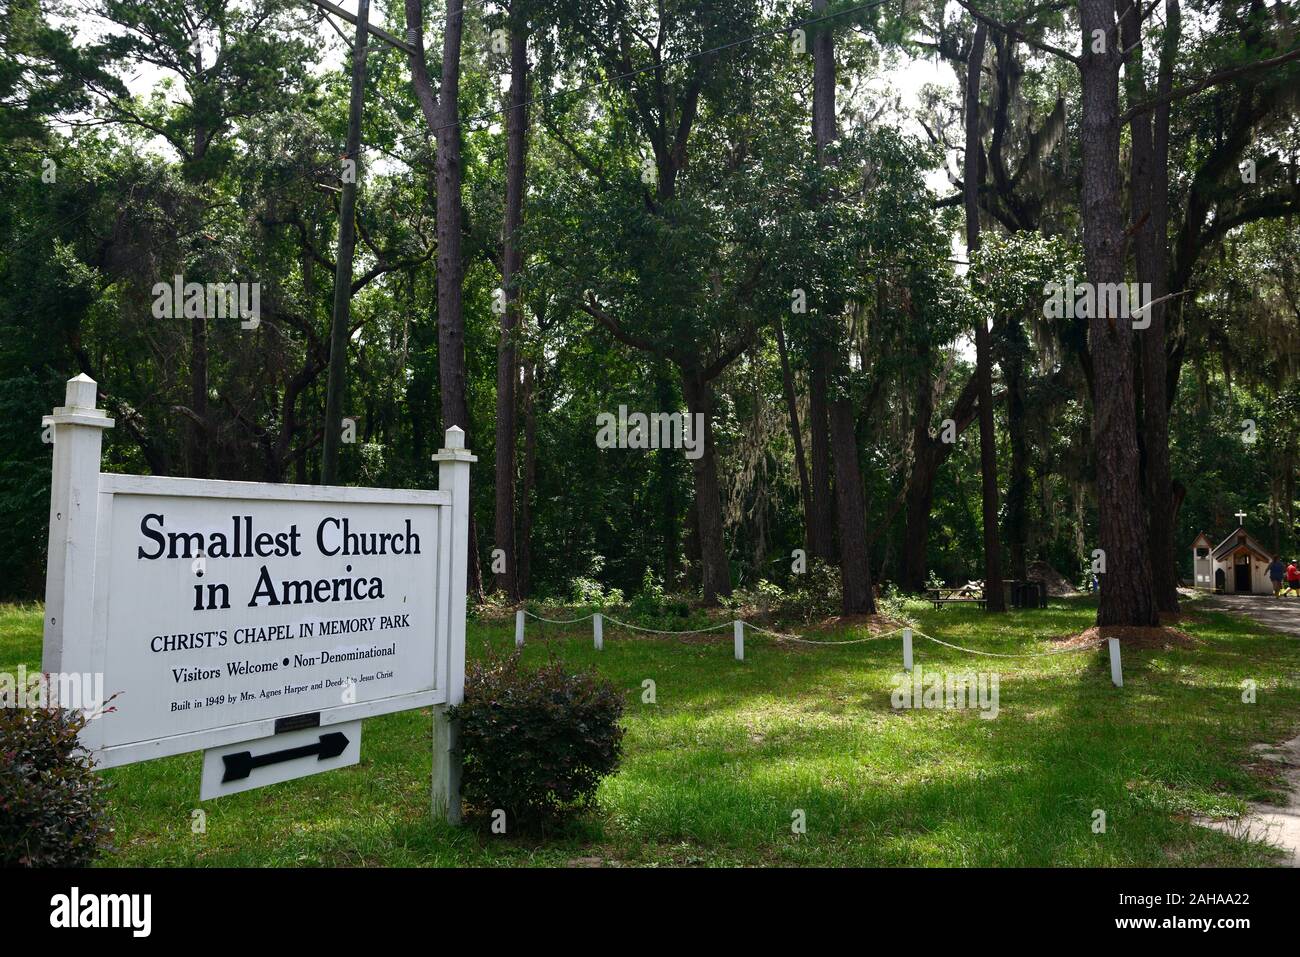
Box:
[1120, 45, 1300, 123]
[954, 0, 1080, 64]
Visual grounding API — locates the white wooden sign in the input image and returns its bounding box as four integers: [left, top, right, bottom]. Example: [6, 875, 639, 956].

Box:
[41, 375, 474, 819]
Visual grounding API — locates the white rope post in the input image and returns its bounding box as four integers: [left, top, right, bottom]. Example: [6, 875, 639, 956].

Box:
[514, 609, 524, 647]
[903, 627, 913, 672]
[1108, 638, 1123, 688]
[734, 620, 744, 661]
[593, 612, 603, 650]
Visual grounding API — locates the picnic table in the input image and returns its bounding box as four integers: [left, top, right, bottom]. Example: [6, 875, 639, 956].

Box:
[927, 583, 987, 610]
[926, 579, 1047, 610]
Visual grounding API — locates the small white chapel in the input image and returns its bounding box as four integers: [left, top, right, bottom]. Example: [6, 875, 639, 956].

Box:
[1190, 511, 1277, 594]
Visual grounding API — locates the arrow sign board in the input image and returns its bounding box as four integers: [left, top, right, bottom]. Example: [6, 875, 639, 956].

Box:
[200, 721, 361, 800]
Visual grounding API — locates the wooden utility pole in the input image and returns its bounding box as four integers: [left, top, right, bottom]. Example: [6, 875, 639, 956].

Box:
[321, 0, 371, 485]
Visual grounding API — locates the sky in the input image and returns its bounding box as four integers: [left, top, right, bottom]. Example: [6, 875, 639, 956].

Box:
[62, 0, 960, 178]
[60, 0, 971, 346]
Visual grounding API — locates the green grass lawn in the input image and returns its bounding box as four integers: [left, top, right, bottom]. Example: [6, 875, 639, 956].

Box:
[3, 596, 1299, 866]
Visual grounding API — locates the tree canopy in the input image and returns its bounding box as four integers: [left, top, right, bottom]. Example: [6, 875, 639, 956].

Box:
[1, 0, 1297, 621]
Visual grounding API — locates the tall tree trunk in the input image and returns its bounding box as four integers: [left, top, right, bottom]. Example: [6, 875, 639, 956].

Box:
[964, 19, 1006, 611]
[810, 0, 870, 614]
[902, 349, 938, 594]
[1286, 456, 1295, 558]
[806, 0, 838, 564]
[811, 0, 835, 164]
[187, 64, 211, 479]
[902, 450, 940, 590]
[1003, 314, 1029, 581]
[902, 367, 980, 591]
[1144, 0, 1185, 613]
[681, 368, 731, 603]
[493, 27, 527, 600]
[684, 497, 701, 590]
[1077, 0, 1157, 627]
[189, 312, 208, 478]
[517, 356, 539, 598]
[807, 346, 836, 560]
[432, 3, 467, 439]
[655, 365, 680, 586]
[830, 391, 874, 613]
[406, 0, 481, 599]
[321, 0, 370, 485]
[775, 318, 812, 552]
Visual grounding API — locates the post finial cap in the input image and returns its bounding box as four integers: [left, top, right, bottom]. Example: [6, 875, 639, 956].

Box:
[65, 374, 98, 410]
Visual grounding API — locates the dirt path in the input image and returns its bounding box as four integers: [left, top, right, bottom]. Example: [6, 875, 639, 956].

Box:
[1206, 592, 1300, 638]
[1195, 736, 1300, 866]
[1195, 595, 1300, 864]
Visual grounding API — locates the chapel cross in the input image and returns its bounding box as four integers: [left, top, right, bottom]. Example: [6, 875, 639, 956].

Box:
[1235, 509, 1248, 526]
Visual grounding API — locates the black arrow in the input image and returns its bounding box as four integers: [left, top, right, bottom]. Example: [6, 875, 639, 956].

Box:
[221, 731, 350, 783]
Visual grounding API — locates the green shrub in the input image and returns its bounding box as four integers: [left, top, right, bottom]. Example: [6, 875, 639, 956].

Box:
[875, 583, 921, 625]
[567, 556, 625, 606]
[627, 567, 666, 617]
[720, 577, 785, 615]
[0, 704, 113, 866]
[451, 653, 625, 830]
[775, 559, 843, 621]
[626, 568, 697, 629]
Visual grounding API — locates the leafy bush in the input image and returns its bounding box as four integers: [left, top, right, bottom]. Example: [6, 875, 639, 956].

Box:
[0, 705, 112, 866]
[875, 583, 921, 625]
[774, 559, 843, 621]
[720, 577, 785, 615]
[567, 555, 625, 606]
[568, 576, 625, 606]
[451, 653, 625, 830]
[626, 568, 697, 628]
[628, 567, 666, 614]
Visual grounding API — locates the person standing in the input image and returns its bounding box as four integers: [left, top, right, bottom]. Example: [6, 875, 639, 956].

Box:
[1287, 560, 1300, 597]
[1269, 556, 1286, 597]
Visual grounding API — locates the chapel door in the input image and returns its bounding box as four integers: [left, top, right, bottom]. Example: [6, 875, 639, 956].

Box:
[1235, 555, 1252, 593]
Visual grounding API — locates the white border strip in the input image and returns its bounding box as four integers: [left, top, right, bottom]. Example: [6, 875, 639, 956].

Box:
[100, 472, 452, 506]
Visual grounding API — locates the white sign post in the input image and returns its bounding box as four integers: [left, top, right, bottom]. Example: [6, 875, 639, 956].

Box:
[41, 375, 473, 822]
[431, 429, 475, 823]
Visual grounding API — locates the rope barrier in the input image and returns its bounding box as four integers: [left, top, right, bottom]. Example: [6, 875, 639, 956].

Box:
[912, 631, 1105, 658]
[744, 623, 908, 645]
[601, 615, 735, 637]
[516, 610, 1107, 659]
[522, 610, 594, 625]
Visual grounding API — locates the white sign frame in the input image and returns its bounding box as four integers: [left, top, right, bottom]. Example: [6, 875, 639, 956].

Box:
[40, 375, 474, 819]
[82, 475, 452, 768]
